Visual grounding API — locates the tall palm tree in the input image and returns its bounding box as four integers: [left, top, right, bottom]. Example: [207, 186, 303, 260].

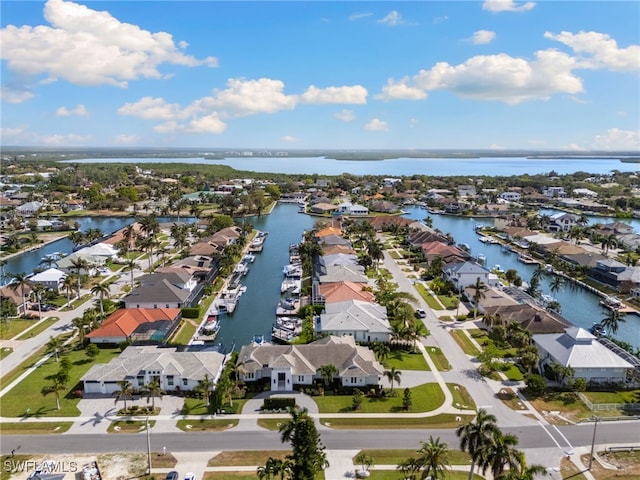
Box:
[496, 450, 548, 480]
[480, 431, 520, 478]
[69, 257, 89, 297]
[470, 278, 488, 319]
[31, 283, 46, 320]
[278, 406, 310, 444]
[41, 372, 68, 411]
[601, 233, 618, 256]
[45, 335, 64, 362]
[90, 283, 111, 317]
[383, 367, 402, 392]
[196, 374, 214, 407]
[601, 308, 626, 335]
[62, 275, 77, 306]
[549, 276, 564, 297]
[71, 316, 89, 345]
[144, 378, 163, 410]
[317, 364, 338, 388]
[456, 408, 500, 480]
[113, 379, 135, 412]
[9, 272, 32, 316]
[415, 436, 451, 480]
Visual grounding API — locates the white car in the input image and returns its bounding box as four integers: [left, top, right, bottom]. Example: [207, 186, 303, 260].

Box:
[415, 308, 427, 318]
[184, 473, 196, 480]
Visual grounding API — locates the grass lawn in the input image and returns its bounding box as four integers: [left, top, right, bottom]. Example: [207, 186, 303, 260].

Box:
[368, 471, 483, 480]
[314, 383, 445, 414]
[524, 390, 593, 423]
[0, 347, 12, 360]
[1, 455, 33, 480]
[496, 388, 528, 411]
[0, 422, 73, 434]
[208, 451, 291, 467]
[171, 319, 198, 345]
[587, 450, 640, 480]
[61, 294, 91, 311]
[181, 397, 248, 415]
[426, 346, 451, 371]
[356, 449, 471, 466]
[450, 330, 480, 356]
[107, 419, 156, 433]
[500, 363, 524, 381]
[0, 342, 51, 389]
[383, 349, 430, 371]
[256, 418, 287, 430]
[0, 319, 40, 340]
[448, 384, 476, 411]
[0, 345, 121, 417]
[582, 390, 640, 404]
[16, 317, 59, 340]
[438, 295, 460, 309]
[389, 251, 403, 260]
[176, 419, 238, 431]
[414, 283, 443, 310]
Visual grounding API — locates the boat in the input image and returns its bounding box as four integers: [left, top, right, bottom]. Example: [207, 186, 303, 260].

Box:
[493, 264, 505, 274]
[234, 263, 249, 276]
[518, 254, 537, 264]
[252, 334, 266, 345]
[540, 293, 556, 305]
[242, 253, 256, 263]
[590, 322, 607, 336]
[200, 314, 221, 338]
[474, 224, 485, 232]
[283, 263, 302, 278]
[476, 253, 486, 265]
[281, 278, 301, 293]
[600, 296, 622, 310]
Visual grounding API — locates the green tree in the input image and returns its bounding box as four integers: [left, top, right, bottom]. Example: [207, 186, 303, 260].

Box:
[196, 374, 214, 407]
[113, 379, 135, 412]
[85, 343, 100, 361]
[470, 278, 488, 319]
[317, 364, 337, 388]
[90, 282, 111, 317]
[496, 450, 547, 480]
[278, 407, 329, 479]
[69, 257, 89, 297]
[402, 387, 413, 411]
[144, 378, 163, 410]
[416, 436, 451, 480]
[456, 408, 500, 480]
[383, 366, 402, 393]
[45, 335, 64, 362]
[41, 372, 68, 411]
[480, 431, 520, 479]
[9, 272, 32, 316]
[601, 308, 626, 335]
[354, 452, 373, 475]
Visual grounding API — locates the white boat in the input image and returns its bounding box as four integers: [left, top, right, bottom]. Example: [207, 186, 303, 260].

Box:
[242, 253, 256, 263]
[283, 263, 302, 277]
[493, 264, 505, 274]
[600, 296, 622, 310]
[234, 263, 249, 276]
[476, 254, 486, 264]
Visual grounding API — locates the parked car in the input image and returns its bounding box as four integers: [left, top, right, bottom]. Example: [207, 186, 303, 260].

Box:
[165, 472, 178, 480]
[184, 473, 196, 480]
[415, 308, 427, 318]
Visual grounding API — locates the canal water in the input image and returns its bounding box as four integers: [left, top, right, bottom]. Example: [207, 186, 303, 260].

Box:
[403, 206, 640, 349]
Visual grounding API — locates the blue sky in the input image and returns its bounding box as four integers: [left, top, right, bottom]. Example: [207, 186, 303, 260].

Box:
[1, 0, 639, 151]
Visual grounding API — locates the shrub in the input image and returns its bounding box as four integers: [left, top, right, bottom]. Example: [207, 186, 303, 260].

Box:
[525, 374, 546, 397]
[263, 397, 296, 410]
[181, 307, 200, 318]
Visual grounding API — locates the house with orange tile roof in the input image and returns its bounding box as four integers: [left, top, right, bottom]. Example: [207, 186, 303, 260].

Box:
[87, 308, 181, 344]
[313, 226, 343, 238]
[317, 281, 376, 305]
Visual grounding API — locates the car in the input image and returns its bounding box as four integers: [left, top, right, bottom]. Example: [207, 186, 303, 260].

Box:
[184, 473, 196, 480]
[415, 308, 427, 318]
[164, 472, 178, 480]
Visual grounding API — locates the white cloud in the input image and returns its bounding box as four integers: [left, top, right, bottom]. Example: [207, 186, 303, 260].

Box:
[113, 134, 139, 145]
[409, 118, 419, 128]
[489, 144, 506, 150]
[482, 0, 536, 13]
[118, 96, 187, 121]
[589, 128, 640, 151]
[545, 31, 640, 72]
[470, 30, 496, 45]
[567, 143, 588, 152]
[433, 16, 449, 24]
[349, 12, 372, 21]
[300, 85, 367, 104]
[1, 86, 35, 104]
[0, 127, 26, 139]
[377, 11, 403, 27]
[56, 104, 87, 116]
[376, 78, 428, 101]
[335, 109, 355, 122]
[281, 135, 301, 143]
[185, 114, 227, 134]
[39, 133, 91, 145]
[0, 0, 217, 88]
[365, 118, 388, 131]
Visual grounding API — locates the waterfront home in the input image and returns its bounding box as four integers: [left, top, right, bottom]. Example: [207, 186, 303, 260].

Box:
[208, 226, 243, 247]
[29, 268, 66, 293]
[444, 261, 499, 291]
[122, 277, 193, 309]
[309, 202, 338, 215]
[315, 281, 376, 305]
[543, 186, 567, 198]
[368, 200, 400, 213]
[64, 199, 85, 211]
[421, 241, 470, 266]
[597, 222, 635, 235]
[407, 229, 449, 249]
[317, 253, 360, 271]
[16, 201, 43, 216]
[81, 345, 225, 395]
[87, 308, 181, 344]
[589, 259, 630, 290]
[321, 244, 357, 256]
[533, 327, 634, 386]
[237, 335, 383, 392]
[483, 304, 571, 334]
[318, 234, 352, 248]
[367, 214, 415, 231]
[157, 255, 220, 284]
[317, 300, 391, 343]
[545, 212, 579, 233]
[313, 226, 343, 239]
[338, 202, 369, 216]
[561, 251, 608, 269]
[317, 264, 369, 284]
[499, 191, 522, 202]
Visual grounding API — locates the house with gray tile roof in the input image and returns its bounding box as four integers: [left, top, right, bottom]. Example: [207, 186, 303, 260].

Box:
[318, 300, 391, 343]
[81, 345, 225, 395]
[317, 264, 369, 284]
[533, 327, 634, 385]
[122, 278, 192, 309]
[237, 335, 383, 392]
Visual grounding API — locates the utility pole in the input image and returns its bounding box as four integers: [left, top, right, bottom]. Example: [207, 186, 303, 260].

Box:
[588, 416, 599, 470]
[146, 415, 152, 475]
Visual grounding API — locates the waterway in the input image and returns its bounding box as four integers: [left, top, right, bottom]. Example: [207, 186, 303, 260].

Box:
[62, 156, 640, 177]
[403, 206, 640, 350]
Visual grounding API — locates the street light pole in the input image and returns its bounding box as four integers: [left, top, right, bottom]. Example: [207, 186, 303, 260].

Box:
[146, 415, 152, 475]
[588, 416, 599, 470]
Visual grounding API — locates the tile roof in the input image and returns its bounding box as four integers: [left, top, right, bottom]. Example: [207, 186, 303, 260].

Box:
[87, 308, 180, 339]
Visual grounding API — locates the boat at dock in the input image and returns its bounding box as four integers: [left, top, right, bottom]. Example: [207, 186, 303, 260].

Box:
[600, 296, 622, 310]
[242, 253, 256, 263]
[214, 284, 247, 314]
[518, 254, 538, 264]
[199, 314, 221, 339]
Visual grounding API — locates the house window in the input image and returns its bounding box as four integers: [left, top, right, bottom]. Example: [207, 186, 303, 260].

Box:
[245, 372, 254, 380]
[154, 304, 158, 308]
[183, 378, 188, 387]
[167, 376, 174, 386]
[137, 376, 144, 387]
[350, 377, 357, 383]
[166, 304, 170, 308]
[297, 376, 305, 382]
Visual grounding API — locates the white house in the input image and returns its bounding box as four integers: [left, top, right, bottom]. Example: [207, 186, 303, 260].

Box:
[30, 268, 67, 293]
[237, 335, 383, 392]
[16, 201, 43, 216]
[533, 327, 634, 385]
[338, 202, 369, 216]
[81, 345, 225, 395]
[547, 212, 579, 233]
[499, 191, 522, 202]
[443, 261, 499, 291]
[543, 186, 567, 198]
[317, 300, 391, 343]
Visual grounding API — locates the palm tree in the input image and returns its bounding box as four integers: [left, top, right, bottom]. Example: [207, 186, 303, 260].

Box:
[496, 450, 548, 480]
[317, 364, 338, 388]
[196, 374, 214, 407]
[41, 372, 68, 411]
[31, 283, 46, 320]
[278, 406, 309, 444]
[372, 341, 391, 362]
[470, 278, 488, 319]
[354, 452, 373, 476]
[90, 283, 111, 316]
[69, 257, 89, 296]
[122, 223, 137, 250]
[383, 366, 402, 392]
[45, 335, 64, 362]
[480, 431, 520, 478]
[144, 378, 163, 410]
[9, 272, 32, 316]
[601, 308, 626, 335]
[71, 316, 89, 346]
[601, 233, 618, 256]
[122, 259, 138, 289]
[113, 380, 135, 412]
[0, 259, 7, 286]
[456, 408, 500, 480]
[416, 436, 451, 480]
[62, 275, 78, 306]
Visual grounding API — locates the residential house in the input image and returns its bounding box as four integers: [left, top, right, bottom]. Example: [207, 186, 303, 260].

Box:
[16, 201, 43, 216]
[29, 268, 67, 293]
[457, 185, 476, 198]
[64, 199, 85, 211]
[317, 300, 390, 343]
[338, 202, 369, 216]
[546, 212, 579, 233]
[421, 242, 469, 267]
[237, 335, 384, 392]
[533, 327, 634, 385]
[367, 215, 414, 231]
[321, 244, 357, 256]
[482, 304, 571, 334]
[589, 259, 628, 290]
[368, 200, 399, 214]
[543, 186, 567, 198]
[318, 234, 352, 248]
[316, 281, 376, 305]
[122, 277, 193, 309]
[81, 345, 225, 395]
[0, 284, 32, 316]
[317, 264, 369, 284]
[499, 191, 522, 202]
[444, 261, 499, 292]
[87, 308, 181, 344]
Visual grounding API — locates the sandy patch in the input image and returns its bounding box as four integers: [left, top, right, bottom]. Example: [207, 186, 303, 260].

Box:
[29, 454, 147, 480]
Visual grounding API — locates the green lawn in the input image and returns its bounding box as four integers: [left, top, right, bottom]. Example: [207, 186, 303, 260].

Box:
[61, 294, 91, 311]
[438, 295, 460, 309]
[448, 384, 476, 411]
[181, 396, 248, 415]
[313, 383, 444, 413]
[0, 345, 121, 417]
[414, 283, 443, 310]
[108, 420, 156, 433]
[319, 414, 475, 429]
[426, 346, 451, 371]
[582, 390, 640, 404]
[0, 421, 73, 434]
[450, 330, 480, 356]
[383, 350, 430, 371]
[389, 251, 403, 260]
[0, 319, 40, 340]
[16, 317, 59, 340]
[500, 363, 524, 381]
[171, 319, 198, 345]
[357, 449, 471, 466]
[368, 470, 483, 480]
[0, 347, 12, 360]
[176, 419, 238, 431]
[0, 343, 51, 389]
